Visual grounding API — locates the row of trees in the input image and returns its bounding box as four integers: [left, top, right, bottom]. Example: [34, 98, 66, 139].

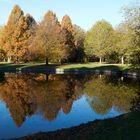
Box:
[0, 2, 140, 68]
[0, 5, 85, 64]
[85, 2, 140, 68]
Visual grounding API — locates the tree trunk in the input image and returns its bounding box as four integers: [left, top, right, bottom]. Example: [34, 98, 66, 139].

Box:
[121, 56, 124, 65]
[99, 57, 102, 64]
[59, 59, 62, 65]
[7, 57, 11, 63]
[46, 58, 48, 65]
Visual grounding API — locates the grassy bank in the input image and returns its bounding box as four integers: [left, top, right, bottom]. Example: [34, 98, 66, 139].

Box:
[0, 62, 130, 71]
[13, 111, 140, 140]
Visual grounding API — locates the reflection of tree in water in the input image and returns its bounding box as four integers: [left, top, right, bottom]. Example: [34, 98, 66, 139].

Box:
[87, 96, 112, 115]
[0, 73, 139, 127]
[0, 73, 83, 127]
[0, 73, 5, 82]
[0, 73, 37, 127]
[84, 75, 139, 115]
[34, 74, 83, 121]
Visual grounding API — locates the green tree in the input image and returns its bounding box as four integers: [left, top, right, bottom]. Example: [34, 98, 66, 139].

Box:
[115, 22, 133, 64]
[84, 20, 114, 64]
[121, 1, 140, 66]
[130, 48, 140, 69]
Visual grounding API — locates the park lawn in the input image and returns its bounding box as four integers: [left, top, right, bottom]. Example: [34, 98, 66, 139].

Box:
[0, 62, 45, 69]
[58, 63, 130, 71]
[0, 62, 130, 71]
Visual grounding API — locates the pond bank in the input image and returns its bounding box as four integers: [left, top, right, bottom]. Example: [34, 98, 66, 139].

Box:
[0, 67, 140, 78]
[12, 110, 140, 140]
[0, 62, 138, 75]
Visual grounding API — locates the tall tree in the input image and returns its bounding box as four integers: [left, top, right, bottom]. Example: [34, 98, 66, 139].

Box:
[73, 25, 86, 62]
[84, 20, 114, 64]
[1, 5, 35, 63]
[115, 22, 133, 64]
[122, 1, 140, 67]
[61, 15, 76, 62]
[0, 26, 5, 61]
[31, 11, 68, 65]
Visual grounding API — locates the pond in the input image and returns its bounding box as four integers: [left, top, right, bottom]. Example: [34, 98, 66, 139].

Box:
[0, 73, 139, 139]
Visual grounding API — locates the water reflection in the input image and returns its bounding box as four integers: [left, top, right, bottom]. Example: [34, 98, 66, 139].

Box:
[0, 73, 139, 130]
[0, 73, 84, 127]
[84, 75, 139, 114]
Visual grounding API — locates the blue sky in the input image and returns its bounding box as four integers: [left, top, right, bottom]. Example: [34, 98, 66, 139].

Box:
[0, 0, 136, 30]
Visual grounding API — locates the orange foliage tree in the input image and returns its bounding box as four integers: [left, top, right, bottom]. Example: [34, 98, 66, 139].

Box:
[1, 5, 36, 63]
[61, 15, 76, 62]
[30, 11, 69, 65]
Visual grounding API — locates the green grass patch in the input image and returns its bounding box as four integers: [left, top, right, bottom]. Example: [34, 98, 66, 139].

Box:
[0, 62, 131, 71]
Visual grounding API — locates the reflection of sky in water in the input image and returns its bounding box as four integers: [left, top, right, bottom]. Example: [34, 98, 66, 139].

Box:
[0, 96, 123, 139]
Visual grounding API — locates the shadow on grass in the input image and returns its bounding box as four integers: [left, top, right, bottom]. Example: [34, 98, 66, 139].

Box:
[0, 63, 58, 70]
[22, 64, 60, 69]
[0, 63, 26, 69]
[0, 63, 13, 67]
[0, 63, 130, 73]
[63, 65, 130, 72]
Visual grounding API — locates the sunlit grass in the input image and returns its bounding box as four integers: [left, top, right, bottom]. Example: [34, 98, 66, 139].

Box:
[58, 63, 130, 70]
[0, 62, 130, 71]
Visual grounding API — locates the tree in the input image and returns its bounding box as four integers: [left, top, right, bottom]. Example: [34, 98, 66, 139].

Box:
[115, 22, 133, 64]
[31, 11, 68, 65]
[61, 15, 76, 62]
[22, 14, 36, 62]
[0, 26, 5, 61]
[73, 25, 86, 62]
[130, 48, 140, 69]
[122, 1, 140, 67]
[1, 5, 36, 63]
[0, 26, 3, 42]
[84, 20, 114, 64]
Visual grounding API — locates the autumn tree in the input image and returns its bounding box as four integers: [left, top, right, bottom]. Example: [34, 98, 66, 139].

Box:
[73, 25, 86, 62]
[84, 20, 114, 64]
[61, 15, 76, 62]
[31, 11, 68, 65]
[0, 26, 5, 61]
[0, 26, 3, 44]
[1, 5, 36, 63]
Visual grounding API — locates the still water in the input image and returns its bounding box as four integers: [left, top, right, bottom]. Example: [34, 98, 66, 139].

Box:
[0, 73, 139, 139]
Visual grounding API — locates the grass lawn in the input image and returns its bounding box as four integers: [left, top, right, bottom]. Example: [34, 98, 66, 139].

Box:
[0, 62, 130, 71]
[58, 63, 130, 71]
